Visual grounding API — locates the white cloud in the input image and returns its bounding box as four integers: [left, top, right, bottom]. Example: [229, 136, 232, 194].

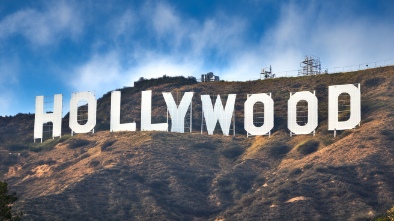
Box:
[0, 56, 19, 85]
[0, 1, 83, 46]
[0, 56, 20, 116]
[68, 1, 250, 97]
[0, 91, 16, 116]
[129, 55, 203, 82]
[315, 21, 394, 67]
[70, 52, 126, 95]
[139, 1, 247, 57]
[69, 0, 394, 99]
[69, 50, 205, 97]
[189, 16, 247, 58]
[151, 3, 180, 36]
[253, 1, 394, 75]
[111, 9, 136, 39]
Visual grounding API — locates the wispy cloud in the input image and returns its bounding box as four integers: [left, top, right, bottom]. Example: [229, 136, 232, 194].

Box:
[0, 1, 85, 115]
[0, 56, 19, 115]
[70, 52, 126, 94]
[68, 0, 394, 97]
[69, 1, 248, 95]
[69, 50, 205, 97]
[261, 1, 394, 72]
[67, 2, 394, 94]
[0, 0, 393, 116]
[0, 1, 83, 46]
[0, 91, 16, 116]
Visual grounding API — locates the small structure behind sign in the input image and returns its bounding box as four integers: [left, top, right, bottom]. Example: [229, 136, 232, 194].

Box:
[201, 72, 219, 82]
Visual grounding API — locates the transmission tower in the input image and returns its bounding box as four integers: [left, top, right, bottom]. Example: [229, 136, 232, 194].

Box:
[298, 55, 321, 76]
[260, 65, 275, 79]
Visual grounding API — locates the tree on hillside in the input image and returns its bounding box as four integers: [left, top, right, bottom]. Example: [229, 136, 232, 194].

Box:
[374, 206, 394, 221]
[0, 181, 22, 221]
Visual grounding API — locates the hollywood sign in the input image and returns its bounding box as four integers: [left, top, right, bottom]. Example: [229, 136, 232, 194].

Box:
[34, 83, 361, 142]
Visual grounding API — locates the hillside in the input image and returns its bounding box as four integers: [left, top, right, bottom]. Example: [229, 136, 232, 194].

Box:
[1, 67, 394, 220]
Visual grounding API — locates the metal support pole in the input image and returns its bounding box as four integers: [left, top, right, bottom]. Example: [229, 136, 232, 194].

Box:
[233, 112, 235, 137]
[201, 105, 203, 135]
[167, 108, 169, 132]
[190, 97, 192, 133]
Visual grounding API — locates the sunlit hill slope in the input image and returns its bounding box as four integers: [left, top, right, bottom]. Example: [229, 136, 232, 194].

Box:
[1, 66, 394, 220]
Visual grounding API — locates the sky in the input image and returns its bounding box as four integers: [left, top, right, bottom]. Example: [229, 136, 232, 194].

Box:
[0, 0, 393, 116]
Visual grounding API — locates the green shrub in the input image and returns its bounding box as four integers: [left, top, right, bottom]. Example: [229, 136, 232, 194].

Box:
[315, 166, 328, 173]
[193, 141, 217, 150]
[254, 175, 266, 185]
[37, 159, 57, 165]
[388, 206, 394, 220]
[89, 160, 100, 167]
[292, 83, 302, 88]
[130, 172, 145, 183]
[298, 140, 319, 155]
[322, 137, 334, 146]
[381, 129, 394, 141]
[339, 130, 352, 137]
[373, 206, 394, 221]
[20, 152, 29, 158]
[361, 102, 372, 114]
[303, 163, 313, 170]
[58, 134, 71, 143]
[68, 139, 90, 149]
[366, 136, 376, 140]
[36, 138, 59, 151]
[361, 117, 374, 124]
[289, 168, 302, 176]
[235, 173, 256, 193]
[101, 139, 116, 151]
[221, 145, 244, 158]
[79, 153, 90, 160]
[6, 144, 29, 151]
[148, 180, 170, 193]
[29, 146, 43, 152]
[268, 143, 290, 158]
[1, 154, 18, 166]
[54, 162, 73, 171]
[217, 176, 232, 187]
[364, 77, 385, 87]
[216, 175, 235, 195]
[374, 217, 389, 221]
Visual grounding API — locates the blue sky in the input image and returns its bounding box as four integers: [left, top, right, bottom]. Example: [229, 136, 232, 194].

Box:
[0, 0, 393, 116]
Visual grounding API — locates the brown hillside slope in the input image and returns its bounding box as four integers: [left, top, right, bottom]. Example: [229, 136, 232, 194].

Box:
[1, 66, 394, 220]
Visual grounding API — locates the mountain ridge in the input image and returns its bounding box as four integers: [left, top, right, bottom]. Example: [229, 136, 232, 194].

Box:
[1, 66, 394, 220]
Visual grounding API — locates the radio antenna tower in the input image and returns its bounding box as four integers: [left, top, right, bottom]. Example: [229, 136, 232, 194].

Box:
[298, 55, 321, 76]
[260, 65, 275, 79]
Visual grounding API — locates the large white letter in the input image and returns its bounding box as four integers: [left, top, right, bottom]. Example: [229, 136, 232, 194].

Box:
[328, 84, 361, 130]
[69, 92, 97, 134]
[162, 92, 193, 133]
[34, 94, 62, 141]
[244, 93, 274, 136]
[110, 91, 136, 132]
[288, 91, 318, 135]
[201, 94, 236, 136]
[141, 90, 168, 131]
